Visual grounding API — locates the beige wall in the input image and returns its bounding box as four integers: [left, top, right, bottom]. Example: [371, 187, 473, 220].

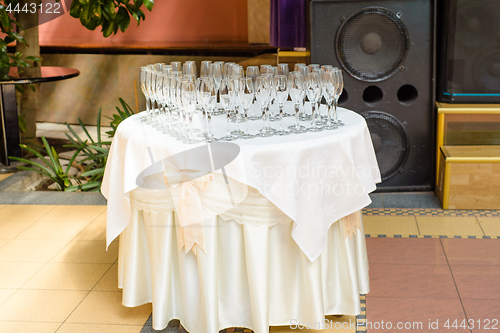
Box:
[38, 53, 277, 125]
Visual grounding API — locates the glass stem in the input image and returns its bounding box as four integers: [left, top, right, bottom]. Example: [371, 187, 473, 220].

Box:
[311, 103, 316, 128]
[261, 106, 266, 131]
[295, 103, 300, 130]
[226, 110, 231, 136]
[265, 106, 270, 130]
[244, 108, 249, 135]
[207, 111, 212, 140]
[333, 99, 338, 123]
[235, 107, 240, 132]
[202, 109, 207, 137]
[279, 105, 284, 131]
[327, 102, 332, 125]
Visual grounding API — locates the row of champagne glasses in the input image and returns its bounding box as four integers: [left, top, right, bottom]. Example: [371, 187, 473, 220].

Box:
[139, 61, 344, 143]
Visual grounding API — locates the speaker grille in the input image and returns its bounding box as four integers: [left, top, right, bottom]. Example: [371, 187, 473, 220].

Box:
[362, 111, 410, 181]
[336, 7, 409, 82]
[454, 3, 497, 48]
[473, 49, 500, 92]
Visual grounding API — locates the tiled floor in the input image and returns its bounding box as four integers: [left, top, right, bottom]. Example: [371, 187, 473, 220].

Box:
[0, 189, 498, 333]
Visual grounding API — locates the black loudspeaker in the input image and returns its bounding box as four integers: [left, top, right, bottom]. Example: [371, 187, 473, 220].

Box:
[437, 0, 500, 103]
[309, 0, 436, 191]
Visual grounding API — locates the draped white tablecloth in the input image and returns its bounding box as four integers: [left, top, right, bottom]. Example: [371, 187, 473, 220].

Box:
[101, 104, 380, 332]
[102, 104, 381, 261]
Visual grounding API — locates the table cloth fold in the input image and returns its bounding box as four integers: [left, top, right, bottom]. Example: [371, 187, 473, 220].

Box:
[102, 104, 381, 261]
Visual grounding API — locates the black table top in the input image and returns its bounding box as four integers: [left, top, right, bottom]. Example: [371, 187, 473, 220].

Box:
[0, 66, 79, 85]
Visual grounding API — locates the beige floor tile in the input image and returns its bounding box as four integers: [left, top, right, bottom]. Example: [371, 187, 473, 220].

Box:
[362, 216, 419, 236]
[416, 216, 484, 236]
[0, 289, 16, 306]
[50, 240, 119, 264]
[0, 239, 69, 262]
[39, 205, 106, 222]
[271, 315, 357, 332]
[95, 209, 107, 222]
[477, 217, 500, 237]
[0, 289, 87, 322]
[56, 323, 143, 333]
[22, 263, 112, 290]
[0, 173, 13, 182]
[74, 219, 106, 241]
[15, 221, 91, 240]
[0, 262, 45, 288]
[93, 263, 119, 291]
[67, 291, 151, 325]
[0, 219, 37, 240]
[0, 321, 60, 333]
[0, 205, 55, 222]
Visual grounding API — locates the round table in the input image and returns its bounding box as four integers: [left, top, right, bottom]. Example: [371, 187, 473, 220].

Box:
[102, 104, 381, 332]
[0, 66, 80, 167]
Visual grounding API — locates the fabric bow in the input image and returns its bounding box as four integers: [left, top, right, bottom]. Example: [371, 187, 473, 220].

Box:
[342, 211, 362, 239]
[163, 162, 214, 255]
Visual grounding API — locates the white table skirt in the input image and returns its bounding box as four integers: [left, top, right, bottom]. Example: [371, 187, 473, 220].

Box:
[118, 186, 370, 333]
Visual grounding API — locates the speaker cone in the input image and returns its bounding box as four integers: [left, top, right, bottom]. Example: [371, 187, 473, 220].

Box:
[472, 49, 500, 91]
[362, 111, 410, 181]
[336, 7, 409, 82]
[454, 2, 497, 48]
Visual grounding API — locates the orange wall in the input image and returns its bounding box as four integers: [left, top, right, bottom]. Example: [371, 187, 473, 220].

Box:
[39, 0, 248, 44]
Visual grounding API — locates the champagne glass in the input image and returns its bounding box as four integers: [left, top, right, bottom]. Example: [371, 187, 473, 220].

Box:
[288, 71, 307, 133]
[321, 70, 339, 130]
[294, 63, 306, 71]
[219, 78, 234, 141]
[246, 66, 260, 120]
[224, 62, 236, 79]
[152, 70, 164, 128]
[181, 80, 199, 144]
[210, 62, 224, 115]
[305, 72, 323, 132]
[170, 61, 182, 72]
[139, 66, 150, 122]
[297, 64, 310, 121]
[146, 69, 157, 123]
[274, 75, 290, 135]
[196, 77, 209, 139]
[200, 60, 212, 77]
[255, 75, 272, 137]
[201, 78, 218, 142]
[230, 65, 244, 78]
[228, 76, 243, 138]
[238, 77, 255, 139]
[170, 73, 183, 137]
[277, 63, 289, 77]
[183, 61, 197, 76]
[332, 68, 345, 126]
[260, 64, 272, 74]
[161, 72, 175, 134]
[308, 64, 320, 72]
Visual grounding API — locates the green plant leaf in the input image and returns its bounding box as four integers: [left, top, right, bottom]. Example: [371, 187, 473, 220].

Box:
[116, 6, 130, 32]
[18, 115, 26, 133]
[143, 0, 153, 11]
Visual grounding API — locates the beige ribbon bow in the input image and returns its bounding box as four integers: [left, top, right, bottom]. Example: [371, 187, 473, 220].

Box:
[163, 163, 214, 255]
[342, 211, 362, 239]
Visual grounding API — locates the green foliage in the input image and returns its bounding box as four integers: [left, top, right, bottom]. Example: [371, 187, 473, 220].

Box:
[0, 0, 42, 79]
[70, 0, 154, 37]
[9, 98, 134, 192]
[9, 136, 81, 191]
[105, 97, 134, 138]
[64, 108, 111, 192]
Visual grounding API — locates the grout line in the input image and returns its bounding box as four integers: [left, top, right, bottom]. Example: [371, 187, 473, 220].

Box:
[414, 215, 421, 236]
[475, 216, 488, 238]
[439, 238, 473, 333]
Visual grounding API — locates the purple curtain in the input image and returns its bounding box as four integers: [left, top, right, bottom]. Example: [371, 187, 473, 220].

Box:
[270, 0, 307, 49]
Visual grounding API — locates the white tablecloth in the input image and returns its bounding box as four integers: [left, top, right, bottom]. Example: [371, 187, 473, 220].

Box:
[102, 104, 381, 261]
[119, 181, 370, 333]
